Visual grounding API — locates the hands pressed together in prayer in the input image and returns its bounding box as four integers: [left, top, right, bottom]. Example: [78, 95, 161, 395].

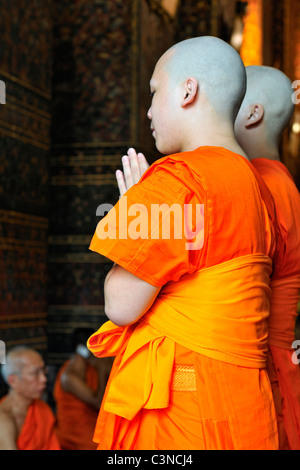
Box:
[102, 147, 160, 327]
[116, 148, 149, 195]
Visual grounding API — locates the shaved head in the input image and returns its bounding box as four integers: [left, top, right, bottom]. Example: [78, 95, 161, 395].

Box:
[148, 36, 248, 155]
[159, 36, 246, 121]
[240, 66, 294, 143]
[1, 346, 42, 384]
[1, 346, 47, 400]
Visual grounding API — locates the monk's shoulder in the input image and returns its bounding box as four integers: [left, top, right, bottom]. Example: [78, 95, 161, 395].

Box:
[0, 402, 18, 449]
[0, 407, 15, 427]
[0, 395, 13, 416]
[61, 355, 87, 384]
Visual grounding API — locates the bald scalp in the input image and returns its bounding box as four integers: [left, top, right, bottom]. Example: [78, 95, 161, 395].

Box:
[243, 66, 295, 141]
[162, 36, 246, 121]
[1, 346, 40, 384]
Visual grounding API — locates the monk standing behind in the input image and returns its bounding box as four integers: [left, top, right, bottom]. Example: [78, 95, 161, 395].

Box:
[54, 329, 113, 450]
[235, 65, 300, 450]
[87, 36, 278, 450]
[0, 346, 60, 450]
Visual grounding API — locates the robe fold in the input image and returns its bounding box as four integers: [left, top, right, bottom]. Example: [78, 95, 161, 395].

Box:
[16, 399, 60, 450]
[88, 146, 279, 450]
[53, 360, 98, 450]
[252, 158, 300, 450]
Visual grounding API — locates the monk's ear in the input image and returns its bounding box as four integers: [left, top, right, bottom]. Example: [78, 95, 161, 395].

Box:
[7, 374, 18, 388]
[181, 77, 198, 107]
[245, 104, 264, 128]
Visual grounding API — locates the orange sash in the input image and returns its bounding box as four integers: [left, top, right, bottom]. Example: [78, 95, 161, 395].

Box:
[88, 253, 273, 422]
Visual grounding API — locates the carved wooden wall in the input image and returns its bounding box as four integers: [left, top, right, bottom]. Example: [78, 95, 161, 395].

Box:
[0, 0, 52, 358]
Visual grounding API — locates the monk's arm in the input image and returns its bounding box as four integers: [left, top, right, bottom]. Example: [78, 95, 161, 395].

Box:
[60, 355, 100, 409]
[104, 264, 161, 326]
[0, 412, 18, 450]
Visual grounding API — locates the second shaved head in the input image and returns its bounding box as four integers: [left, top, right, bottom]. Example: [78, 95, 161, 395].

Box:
[236, 66, 295, 145]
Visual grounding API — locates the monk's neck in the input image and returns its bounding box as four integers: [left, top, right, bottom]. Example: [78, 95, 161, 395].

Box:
[181, 124, 248, 159]
[7, 389, 33, 416]
[246, 144, 281, 161]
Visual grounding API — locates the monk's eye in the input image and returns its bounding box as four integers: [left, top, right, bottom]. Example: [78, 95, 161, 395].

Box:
[150, 91, 155, 98]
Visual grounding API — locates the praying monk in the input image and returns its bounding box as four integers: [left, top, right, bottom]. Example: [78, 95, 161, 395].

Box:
[0, 346, 60, 450]
[234, 65, 300, 450]
[87, 36, 279, 450]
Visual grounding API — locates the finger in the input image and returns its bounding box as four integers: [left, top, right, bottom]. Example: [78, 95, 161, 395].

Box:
[122, 155, 134, 190]
[127, 148, 142, 183]
[137, 153, 150, 174]
[116, 169, 127, 196]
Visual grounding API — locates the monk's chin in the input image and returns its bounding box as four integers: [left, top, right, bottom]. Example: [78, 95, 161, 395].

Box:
[35, 389, 46, 399]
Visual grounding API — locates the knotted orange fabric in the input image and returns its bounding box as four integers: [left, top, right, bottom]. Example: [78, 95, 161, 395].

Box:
[88, 146, 278, 450]
[16, 399, 60, 450]
[53, 360, 99, 450]
[252, 158, 300, 450]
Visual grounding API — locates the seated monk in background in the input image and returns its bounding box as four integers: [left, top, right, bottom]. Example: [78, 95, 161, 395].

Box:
[234, 65, 300, 450]
[54, 328, 113, 450]
[0, 346, 60, 450]
[87, 36, 279, 450]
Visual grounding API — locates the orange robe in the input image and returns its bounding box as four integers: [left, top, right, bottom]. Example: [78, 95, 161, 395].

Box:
[53, 360, 99, 450]
[16, 399, 60, 450]
[88, 146, 278, 450]
[252, 158, 300, 450]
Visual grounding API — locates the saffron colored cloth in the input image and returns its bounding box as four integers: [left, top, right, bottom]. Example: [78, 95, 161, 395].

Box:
[88, 146, 279, 450]
[15, 399, 60, 450]
[53, 361, 99, 450]
[252, 158, 300, 450]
